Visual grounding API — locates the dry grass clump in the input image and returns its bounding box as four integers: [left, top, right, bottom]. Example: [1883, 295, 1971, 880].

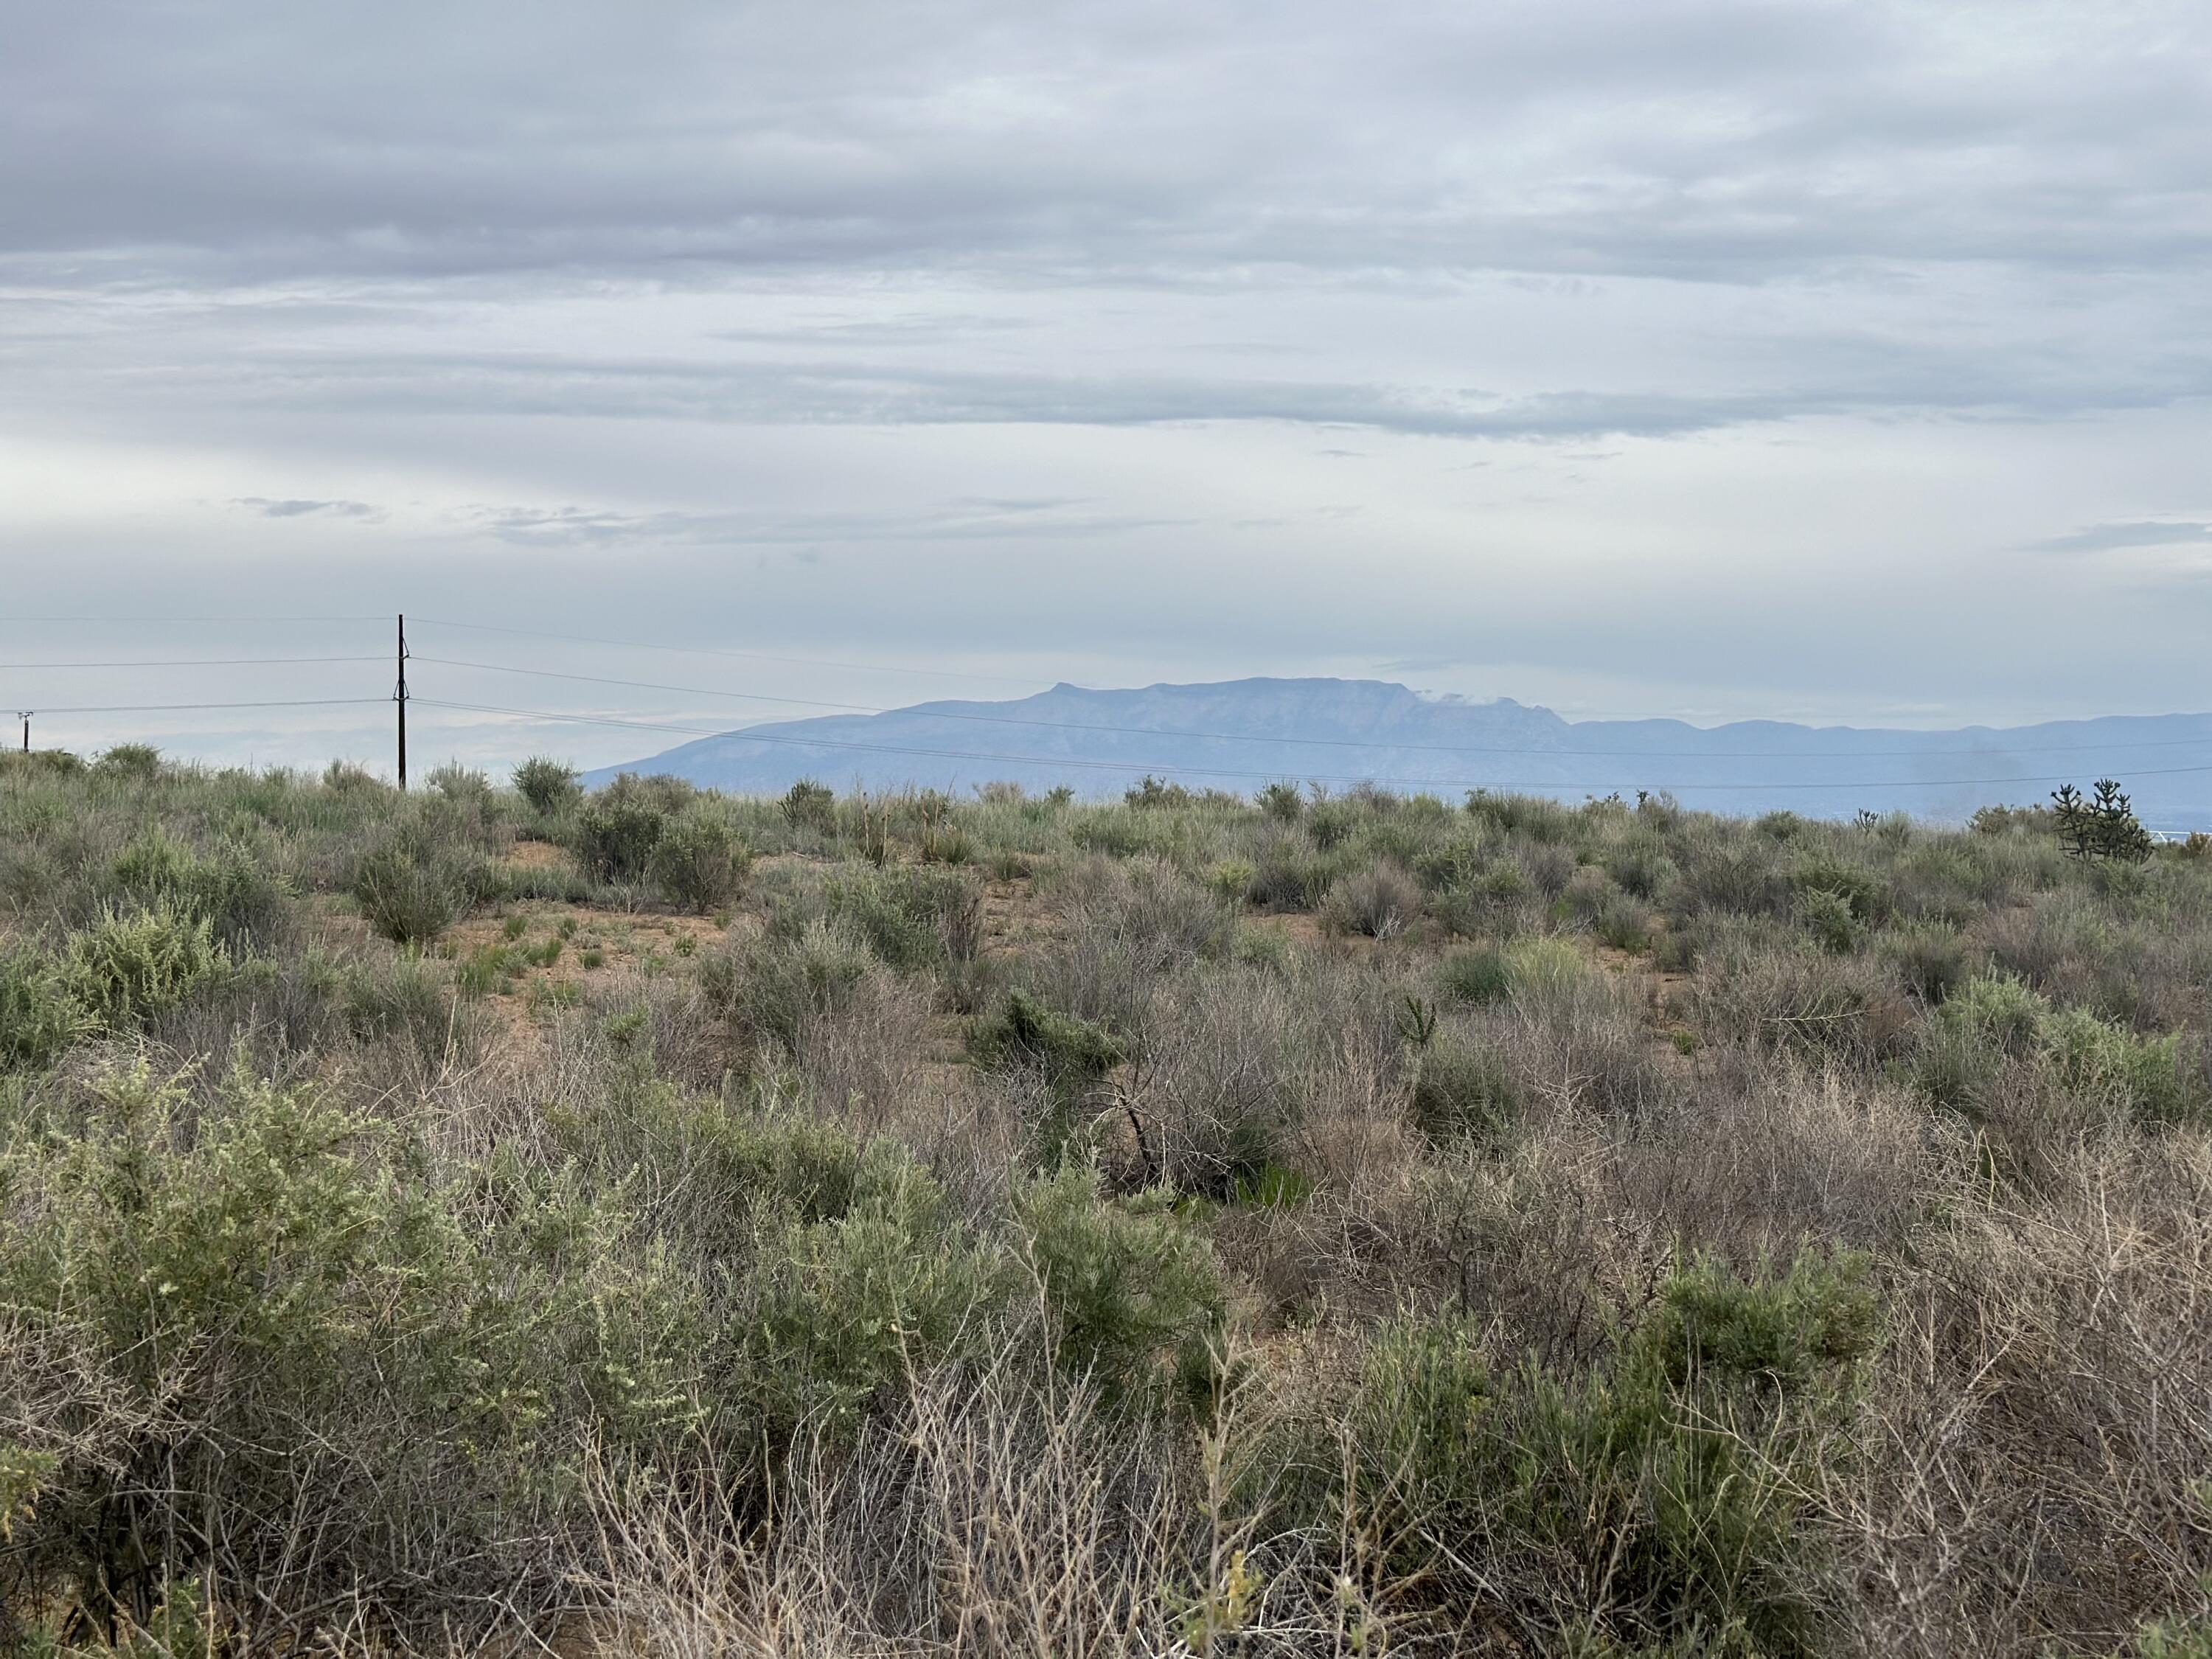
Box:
[8, 754, 2212, 1654]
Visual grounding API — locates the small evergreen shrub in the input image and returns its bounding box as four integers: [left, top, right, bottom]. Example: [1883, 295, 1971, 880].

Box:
[648, 808, 751, 913]
[93, 742, 164, 781]
[572, 782, 669, 880]
[61, 902, 227, 1028]
[825, 864, 981, 969]
[1410, 1030, 1520, 1141]
[1436, 945, 1514, 1005]
[0, 949, 88, 1068]
[1017, 1166, 1226, 1403]
[970, 988, 1125, 1098]
[781, 778, 836, 832]
[350, 824, 487, 944]
[1321, 859, 1422, 939]
[512, 756, 581, 815]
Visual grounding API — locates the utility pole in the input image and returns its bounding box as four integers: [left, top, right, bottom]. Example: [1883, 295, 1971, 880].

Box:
[394, 614, 409, 790]
[15, 712, 27, 754]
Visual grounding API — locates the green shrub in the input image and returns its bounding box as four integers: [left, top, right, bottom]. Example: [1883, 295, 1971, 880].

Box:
[1409, 1030, 1520, 1141]
[0, 1059, 700, 1619]
[512, 756, 581, 814]
[1884, 920, 1970, 1004]
[0, 948, 88, 1068]
[105, 831, 294, 953]
[1798, 885, 1861, 954]
[1321, 859, 1422, 939]
[701, 919, 874, 1055]
[350, 823, 487, 944]
[61, 902, 226, 1027]
[825, 863, 981, 969]
[735, 1138, 997, 1444]
[2037, 1006, 2202, 1125]
[1594, 897, 1655, 953]
[572, 783, 668, 880]
[969, 988, 1125, 1098]
[1436, 945, 1515, 1006]
[648, 808, 751, 913]
[1256, 780, 1304, 821]
[1016, 1166, 1226, 1404]
[781, 778, 837, 832]
[1338, 1253, 1877, 1655]
[94, 742, 164, 781]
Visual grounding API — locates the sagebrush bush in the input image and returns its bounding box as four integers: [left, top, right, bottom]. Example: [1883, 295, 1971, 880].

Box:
[1321, 858, 1421, 939]
[648, 807, 751, 912]
[970, 987, 1124, 1099]
[61, 900, 227, 1027]
[1017, 1166, 1225, 1404]
[825, 863, 980, 968]
[512, 754, 581, 815]
[350, 822, 487, 943]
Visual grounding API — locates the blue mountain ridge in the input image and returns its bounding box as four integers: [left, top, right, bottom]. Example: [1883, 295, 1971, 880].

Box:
[582, 677, 2212, 828]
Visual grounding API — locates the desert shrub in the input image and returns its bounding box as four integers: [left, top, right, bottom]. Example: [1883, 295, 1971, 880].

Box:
[572, 781, 669, 880]
[1409, 1028, 1520, 1141]
[1305, 799, 1360, 849]
[104, 831, 293, 953]
[970, 988, 1124, 1099]
[338, 952, 472, 1066]
[0, 948, 88, 1068]
[350, 822, 487, 943]
[94, 742, 164, 781]
[648, 808, 751, 913]
[1256, 780, 1304, 821]
[2037, 1006, 2202, 1126]
[1677, 841, 1793, 921]
[701, 919, 874, 1056]
[1465, 790, 1573, 843]
[424, 762, 490, 801]
[781, 778, 836, 832]
[1320, 858, 1422, 939]
[60, 902, 226, 1028]
[1693, 933, 1904, 1068]
[1244, 833, 1338, 911]
[1882, 920, 1971, 1005]
[1338, 1253, 1878, 1654]
[1594, 897, 1655, 953]
[1436, 945, 1514, 1006]
[1502, 934, 1590, 1001]
[1016, 1166, 1225, 1404]
[0, 1060, 700, 1629]
[1608, 835, 1678, 901]
[826, 863, 981, 969]
[512, 756, 581, 815]
[734, 1139, 998, 1445]
[1798, 884, 1862, 954]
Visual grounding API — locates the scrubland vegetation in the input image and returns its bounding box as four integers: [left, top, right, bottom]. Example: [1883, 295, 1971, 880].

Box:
[1, 745, 2209, 1656]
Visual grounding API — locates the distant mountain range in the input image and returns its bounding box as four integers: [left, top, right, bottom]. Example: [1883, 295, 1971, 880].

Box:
[583, 678, 2212, 828]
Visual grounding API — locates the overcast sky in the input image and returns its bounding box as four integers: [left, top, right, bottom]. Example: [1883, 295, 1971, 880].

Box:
[3, 0, 2210, 773]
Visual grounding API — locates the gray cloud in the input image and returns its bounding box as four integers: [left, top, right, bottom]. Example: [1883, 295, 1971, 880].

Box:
[2031, 520, 2212, 556]
[233, 497, 383, 521]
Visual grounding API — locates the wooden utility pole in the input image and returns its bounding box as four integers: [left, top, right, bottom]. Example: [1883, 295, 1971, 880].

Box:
[15, 712, 27, 753]
[394, 614, 409, 790]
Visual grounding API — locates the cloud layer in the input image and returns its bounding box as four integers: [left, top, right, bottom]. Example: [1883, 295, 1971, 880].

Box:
[2, 0, 2209, 771]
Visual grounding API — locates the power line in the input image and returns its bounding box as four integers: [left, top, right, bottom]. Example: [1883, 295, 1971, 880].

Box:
[0, 655, 386, 669]
[1, 615, 388, 625]
[413, 653, 2212, 762]
[28, 698, 392, 714]
[411, 697, 2212, 793]
[408, 616, 1048, 688]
